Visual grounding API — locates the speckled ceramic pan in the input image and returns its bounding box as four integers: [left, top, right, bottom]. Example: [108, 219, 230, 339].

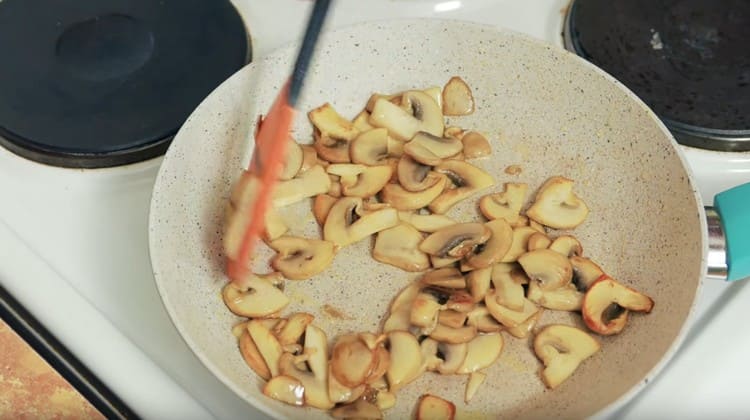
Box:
[149, 20, 706, 419]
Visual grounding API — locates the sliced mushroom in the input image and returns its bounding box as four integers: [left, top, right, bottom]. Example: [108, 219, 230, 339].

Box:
[350, 128, 391, 166]
[273, 165, 332, 207]
[527, 282, 584, 311]
[526, 176, 589, 229]
[570, 256, 605, 291]
[410, 291, 443, 330]
[436, 342, 469, 375]
[429, 323, 477, 344]
[465, 306, 504, 333]
[247, 320, 284, 377]
[375, 390, 397, 411]
[331, 399, 383, 419]
[505, 309, 544, 339]
[442, 76, 475, 116]
[416, 394, 456, 420]
[313, 194, 338, 226]
[517, 249, 573, 291]
[263, 375, 305, 406]
[309, 103, 359, 141]
[444, 290, 476, 313]
[466, 267, 492, 302]
[490, 263, 525, 311]
[511, 215, 530, 228]
[397, 156, 435, 192]
[529, 219, 546, 233]
[279, 325, 334, 409]
[419, 338, 443, 372]
[263, 208, 289, 241]
[549, 235, 583, 257]
[324, 197, 399, 247]
[276, 312, 315, 346]
[429, 160, 495, 214]
[373, 223, 430, 272]
[423, 86, 443, 109]
[269, 236, 336, 280]
[239, 329, 271, 380]
[387, 136, 405, 157]
[534, 325, 600, 389]
[500, 226, 539, 263]
[430, 255, 461, 268]
[369, 91, 443, 141]
[299, 145, 319, 174]
[352, 110, 376, 132]
[400, 90, 445, 137]
[438, 310, 469, 329]
[527, 232, 552, 251]
[279, 140, 304, 181]
[465, 371, 486, 403]
[397, 211, 457, 233]
[386, 331, 424, 392]
[485, 290, 539, 328]
[582, 276, 654, 335]
[314, 130, 351, 163]
[328, 164, 392, 198]
[460, 131, 491, 159]
[383, 283, 421, 332]
[456, 333, 504, 374]
[478, 183, 528, 225]
[328, 175, 343, 197]
[222, 273, 290, 317]
[366, 344, 391, 384]
[419, 223, 491, 259]
[380, 174, 447, 211]
[331, 334, 377, 388]
[465, 219, 513, 269]
[365, 92, 401, 112]
[421, 268, 466, 289]
[403, 131, 463, 165]
[328, 366, 367, 405]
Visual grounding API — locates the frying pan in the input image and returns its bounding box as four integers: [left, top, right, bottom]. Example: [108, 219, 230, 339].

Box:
[148, 20, 749, 419]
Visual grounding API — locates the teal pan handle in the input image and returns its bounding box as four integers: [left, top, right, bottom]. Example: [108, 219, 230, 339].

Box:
[709, 182, 750, 282]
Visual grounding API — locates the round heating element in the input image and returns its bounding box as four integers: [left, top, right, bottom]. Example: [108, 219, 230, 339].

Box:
[0, 0, 250, 168]
[564, 0, 750, 151]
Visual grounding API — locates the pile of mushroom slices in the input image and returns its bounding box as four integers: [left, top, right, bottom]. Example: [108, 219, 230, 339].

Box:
[221, 77, 655, 420]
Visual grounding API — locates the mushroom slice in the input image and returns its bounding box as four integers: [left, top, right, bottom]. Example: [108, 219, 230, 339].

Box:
[457, 333, 504, 374]
[366, 344, 391, 384]
[438, 310, 469, 329]
[549, 235, 583, 257]
[466, 306, 504, 333]
[350, 128, 391, 166]
[430, 255, 461, 269]
[313, 194, 338, 226]
[276, 312, 315, 346]
[279, 325, 334, 409]
[444, 290, 475, 313]
[397, 156, 434, 192]
[490, 263, 525, 311]
[263, 208, 288, 241]
[387, 136, 405, 157]
[397, 211, 457, 233]
[309, 103, 359, 141]
[527, 232, 552, 251]
[421, 268, 466, 289]
[269, 236, 336, 280]
[501, 226, 539, 263]
[533, 325, 600, 389]
[423, 86, 443, 109]
[511, 215, 530, 228]
[328, 366, 367, 405]
[429, 324, 477, 344]
[373, 223, 430, 272]
[324, 197, 399, 247]
[330, 165, 392, 198]
[369, 91, 443, 141]
[419, 223, 491, 259]
[416, 394, 456, 420]
[518, 249, 573, 291]
[465, 219, 513, 269]
[331, 334, 377, 388]
[465, 372, 486, 404]
[505, 309, 544, 339]
[366, 92, 402, 112]
[314, 130, 351, 163]
[410, 291, 443, 330]
[299, 145, 318, 174]
[570, 256, 605, 291]
[582, 276, 654, 335]
[247, 320, 284, 377]
[528, 282, 584, 312]
[263, 375, 305, 406]
[442, 76, 475, 116]
[404, 131, 463, 165]
[430, 160, 495, 214]
[279, 140, 304, 181]
[380, 174, 447, 211]
[375, 390, 397, 411]
[527, 176, 589, 229]
[420, 338, 443, 372]
[460, 131, 491, 159]
[436, 342, 469, 375]
[239, 329, 272, 380]
[466, 267, 492, 302]
[529, 219, 546, 233]
[478, 183, 528, 225]
[386, 331, 424, 392]
[222, 273, 290, 317]
[383, 283, 421, 332]
[331, 399, 383, 419]
[485, 290, 539, 328]
[352, 110, 376, 132]
[273, 165, 332, 207]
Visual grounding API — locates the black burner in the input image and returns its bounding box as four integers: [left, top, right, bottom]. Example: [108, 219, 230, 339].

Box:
[0, 0, 250, 168]
[565, 0, 750, 151]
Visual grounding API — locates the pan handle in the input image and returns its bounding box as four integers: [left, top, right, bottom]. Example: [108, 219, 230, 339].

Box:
[706, 182, 750, 282]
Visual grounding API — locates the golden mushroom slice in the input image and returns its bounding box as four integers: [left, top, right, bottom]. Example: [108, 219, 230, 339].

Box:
[222, 273, 290, 317]
[397, 156, 435, 192]
[526, 176, 589, 229]
[276, 312, 315, 346]
[327, 164, 393, 198]
[527, 282, 584, 311]
[350, 128, 391, 165]
[269, 236, 336, 280]
[309, 103, 359, 141]
[527, 232, 552, 251]
[490, 263, 525, 311]
[352, 110, 376, 132]
[279, 325, 334, 409]
[397, 211, 457, 233]
[549, 235, 583, 257]
[410, 291, 443, 330]
[456, 333, 504, 374]
[466, 267, 492, 302]
[435, 342, 469, 375]
[465, 372, 487, 404]
[479, 183, 528, 224]
[279, 140, 304, 181]
[500, 226, 538, 263]
[247, 320, 284, 377]
[373, 223, 430, 272]
[403, 131, 463, 165]
[416, 394, 456, 420]
[429, 160, 495, 214]
[442, 76, 475, 116]
[369, 91, 444, 141]
[465, 219, 513, 269]
[430, 255, 461, 268]
[419, 223, 491, 259]
[313, 194, 338, 226]
[518, 249, 573, 291]
[380, 174, 447, 211]
[331, 399, 383, 419]
[314, 129, 352, 163]
[299, 145, 318, 174]
[239, 329, 271, 380]
[273, 165, 332, 207]
[263, 375, 305, 406]
[324, 197, 399, 247]
[460, 131, 492, 159]
[386, 331, 424, 392]
[465, 306, 504, 333]
[438, 310, 469, 329]
[423, 86, 443, 109]
[570, 256, 606, 291]
[534, 325, 600, 389]
[331, 334, 377, 388]
[582, 276, 654, 335]
[485, 290, 539, 328]
[505, 309, 544, 339]
[429, 323, 477, 344]
[421, 268, 466, 289]
[366, 92, 402, 112]
[383, 283, 421, 332]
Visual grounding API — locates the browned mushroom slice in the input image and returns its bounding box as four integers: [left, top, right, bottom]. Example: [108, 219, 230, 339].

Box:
[460, 131, 492, 159]
[534, 325, 600, 389]
[456, 333, 504, 374]
[517, 249, 573, 291]
[222, 273, 290, 317]
[380, 174, 447, 211]
[386, 331, 424, 392]
[350, 128, 391, 166]
[313, 194, 338, 226]
[570, 256, 605, 291]
[444, 289, 476, 313]
[247, 320, 284, 377]
[323, 197, 399, 247]
[263, 375, 305, 406]
[500, 226, 538, 263]
[466, 267, 492, 302]
[429, 160, 495, 214]
[442, 76, 475, 116]
[490, 263, 525, 311]
[527, 176, 589, 229]
[328, 366, 367, 405]
[527, 232, 552, 251]
[549, 235, 583, 257]
[403, 131, 463, 165]
[430, 255, 461, 268]
[421, 268, 466, 289]
[397, 156, 435, 192]
[582, 276, 654, 335]
[429, 323, 477, 344]
[331, 334, 377, 388]
[275, 312, 314, 346]
[273, 165, 332, 207]
[485, 290, 540, 328]
[352, 110, 376, 132]
[373, 223, 430, 272]
[239, 329, 271, 380]
[309, 103, 359, 141]
[397, 211, 457, 233]
[478, 183, 528, 224]
[269, 236, 336, 280]
[314, 130, 351, 163]
[410, 291, 443, 330]
[327, 164, 393, 198]
[369, 91, 443, 141]
[278, 325, 333, 409]
[465, 219, 513, 269]
[419, 223, 491, 259]
[365, 92, 402, 112]
[416, 394, 456, 420]
[438, 310, 469, 329]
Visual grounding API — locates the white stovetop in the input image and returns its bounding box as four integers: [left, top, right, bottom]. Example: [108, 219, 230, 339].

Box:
[1, 1, 750, 419]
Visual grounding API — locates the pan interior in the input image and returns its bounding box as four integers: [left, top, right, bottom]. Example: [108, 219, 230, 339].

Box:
[149, 20, 704, 419]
